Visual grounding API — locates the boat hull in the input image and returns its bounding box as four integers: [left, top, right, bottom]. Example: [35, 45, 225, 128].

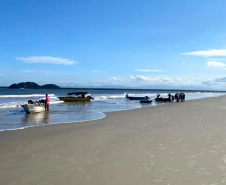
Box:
[140, 100, 152, 103]
[126, 94, 146, 100]
[58, 97, 91, 102]
[127, 96, 144, 100]
[21, 104, 45, 114]
[155, 98, 171, 102]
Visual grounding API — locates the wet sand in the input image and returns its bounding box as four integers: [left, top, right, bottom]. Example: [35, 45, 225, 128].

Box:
[1, 96, 226, 185]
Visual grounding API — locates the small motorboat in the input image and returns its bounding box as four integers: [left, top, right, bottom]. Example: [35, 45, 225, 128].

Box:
[154, 93, 171, 102]
[140, 97, 152, 103]
[126, 93, 148, 100]
[21, 100, 45, 114]
[58, 92, 94, 102]
[154, 97, 171, 102]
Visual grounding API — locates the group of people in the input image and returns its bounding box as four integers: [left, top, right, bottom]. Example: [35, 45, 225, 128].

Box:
[168, 93, 185, 102]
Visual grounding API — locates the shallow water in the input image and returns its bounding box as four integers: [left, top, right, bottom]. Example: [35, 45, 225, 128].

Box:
[0, 88, 225, 131]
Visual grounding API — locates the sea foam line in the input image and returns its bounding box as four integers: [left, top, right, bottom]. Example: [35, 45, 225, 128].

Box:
[0, 94, 55, 98]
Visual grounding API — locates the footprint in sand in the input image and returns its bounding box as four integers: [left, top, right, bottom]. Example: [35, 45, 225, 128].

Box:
[187, 160, 197, 168]
[158, 143, 166, 150]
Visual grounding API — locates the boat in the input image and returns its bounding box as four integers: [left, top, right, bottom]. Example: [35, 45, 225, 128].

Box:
[21, 100, 45, 114]
[58, 92, 94, 102]
[154, 97, 171, 102]
[140, 97, 152, 103]
[154, 93, 171, 102]
[126, 93, 149, 100]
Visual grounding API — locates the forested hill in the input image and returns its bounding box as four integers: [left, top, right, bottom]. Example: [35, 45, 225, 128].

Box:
[8, 82, 61, 89]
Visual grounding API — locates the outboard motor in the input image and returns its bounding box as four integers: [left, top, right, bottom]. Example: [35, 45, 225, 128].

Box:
[87, 95, 94, 100]
[28, 100, 34, 104]
[39, 99, 47, 104]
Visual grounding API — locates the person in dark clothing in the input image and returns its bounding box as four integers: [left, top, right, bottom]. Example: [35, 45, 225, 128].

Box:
[181, 93, 185, 102]
[175, 93, 179, 102]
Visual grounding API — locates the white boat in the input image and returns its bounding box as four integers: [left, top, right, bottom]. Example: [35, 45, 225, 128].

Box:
[21, 102, 45, 114]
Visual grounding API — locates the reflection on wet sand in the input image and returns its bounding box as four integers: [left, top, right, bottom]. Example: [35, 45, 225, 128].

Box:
[0, 102, 106, 131]
[21, 112, 50, 126]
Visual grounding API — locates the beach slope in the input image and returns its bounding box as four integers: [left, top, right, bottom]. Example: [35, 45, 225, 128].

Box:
[1, 96, 226, 185]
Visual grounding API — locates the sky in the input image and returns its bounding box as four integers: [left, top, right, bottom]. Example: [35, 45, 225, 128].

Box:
[1, 0, 226, 90]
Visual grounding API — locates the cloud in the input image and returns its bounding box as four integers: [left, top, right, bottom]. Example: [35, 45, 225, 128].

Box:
[182, 49, 226, 57]
[215, 77, 226, 82]
[134, 69, 165, 72]
[130, 75, 148, 81]
[207, 61, 226, 68]
[155, 77, 172, 83]
[129, 75, 173, 84]
[109, 77, 118, 81]
[16, 56, 77, 65]
[202, 77, 226, 86]
[130, 75, 172, 83]
[128, 74, 199, 87]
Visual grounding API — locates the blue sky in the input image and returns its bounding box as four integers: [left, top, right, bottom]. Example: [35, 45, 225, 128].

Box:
[1, 0, 226, 89]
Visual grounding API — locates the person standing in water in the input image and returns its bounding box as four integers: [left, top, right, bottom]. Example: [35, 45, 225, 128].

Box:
[45, 94, 50, 111]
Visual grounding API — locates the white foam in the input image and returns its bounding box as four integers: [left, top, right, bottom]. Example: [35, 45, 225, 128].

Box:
[0, 94, 44, 98]
[94, 93, 127, 101]
[0, 93, 55, 98]
[0, 94, 61, 109]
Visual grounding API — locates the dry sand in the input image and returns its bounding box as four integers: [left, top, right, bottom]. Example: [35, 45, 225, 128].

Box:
[1, 96, 226, 185]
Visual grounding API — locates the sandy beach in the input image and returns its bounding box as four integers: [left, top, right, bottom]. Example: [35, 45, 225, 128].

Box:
[1, 96, 226, 185]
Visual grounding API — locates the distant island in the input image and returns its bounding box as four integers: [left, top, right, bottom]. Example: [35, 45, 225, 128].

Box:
[8, 82, 61, 89]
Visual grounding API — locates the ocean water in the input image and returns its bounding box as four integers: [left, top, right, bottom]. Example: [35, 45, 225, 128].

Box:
[0, 88, 225, 131]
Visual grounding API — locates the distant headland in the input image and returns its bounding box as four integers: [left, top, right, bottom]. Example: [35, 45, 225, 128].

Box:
[8, 82, 61, 89]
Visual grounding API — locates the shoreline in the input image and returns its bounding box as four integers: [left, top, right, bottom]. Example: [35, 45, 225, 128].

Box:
[0, 95, 224, 132]
[1, 95, 226, 184]
[1, 89, 225, 132]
